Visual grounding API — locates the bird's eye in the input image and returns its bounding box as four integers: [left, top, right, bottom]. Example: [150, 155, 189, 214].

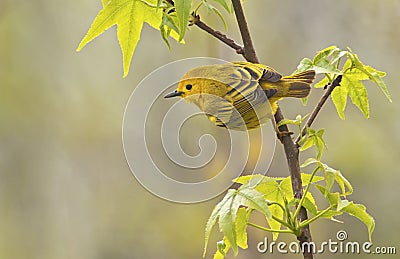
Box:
[185, 84, 192, 90]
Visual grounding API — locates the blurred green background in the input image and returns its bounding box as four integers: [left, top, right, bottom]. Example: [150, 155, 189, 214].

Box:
[0, 0, 399, 258]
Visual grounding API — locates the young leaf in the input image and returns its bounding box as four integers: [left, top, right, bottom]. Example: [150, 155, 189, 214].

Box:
[212, 0, 231, 13]
[279, 174, 324, 200]
[341, 203, 375, 241]
[303, 193, 318, 215]
[101, 0, 111, 6]
[347, 50, 391, 102]
[233, 174, 283, 187]
[315, 184, 341, 205]
[237, 187, 271, 218]
[204, 187, 271, 256]
[77, 0, 181, 77]
[218, 190, 240, 255]
[331, 83, 348, 119]
[300, 157, 320, 168]
[175, 0, 192, 41]
[318, 209, 343, 222]
[256, 180, 284, 240]
[204, 190, 235, 257]
[299, 128, 327, 159]
[314, 76, 329, 88]
[235, 208, 248, 249]
[213, 237, 230, 259]
[296, 58, 313, 73]
[321, 163, 353, 196]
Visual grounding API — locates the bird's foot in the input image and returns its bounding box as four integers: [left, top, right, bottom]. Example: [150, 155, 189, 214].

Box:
[277, 130, 293, 141]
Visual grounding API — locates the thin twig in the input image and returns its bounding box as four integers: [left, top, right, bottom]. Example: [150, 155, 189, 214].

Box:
[192, 14, 244, 54]
[295, 75, 343, 145]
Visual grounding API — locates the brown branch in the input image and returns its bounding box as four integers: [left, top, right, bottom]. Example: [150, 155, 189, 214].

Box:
[230, 1, 313, 258]
[274, 108, 314, 259]
[195, 1, 315, 258]
[192, 14, 244, 54]
[295, 75, 343, 145]
[231, 0, 258, 63]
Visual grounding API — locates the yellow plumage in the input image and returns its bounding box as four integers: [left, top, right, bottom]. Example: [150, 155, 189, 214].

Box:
[164, 62, 315, 130]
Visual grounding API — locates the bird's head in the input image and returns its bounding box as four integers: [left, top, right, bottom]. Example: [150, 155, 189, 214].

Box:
[164, 65, 229, 102]
[164, 77, 203, 99]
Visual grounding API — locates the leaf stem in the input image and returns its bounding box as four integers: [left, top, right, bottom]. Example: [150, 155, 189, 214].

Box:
[295, 75, 343, 145]
[298, 205, 334, 228]
[272, 215, 295, 230]
[248, 222, 294, 234]
[293, 167, 320, 221]
[267, 201, 286, 213]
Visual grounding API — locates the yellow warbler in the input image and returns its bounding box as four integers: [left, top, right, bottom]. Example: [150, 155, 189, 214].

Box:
[165, 62, 315, 130]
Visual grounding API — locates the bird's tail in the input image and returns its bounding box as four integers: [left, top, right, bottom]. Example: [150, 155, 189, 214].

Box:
[278, 70, 316, 98]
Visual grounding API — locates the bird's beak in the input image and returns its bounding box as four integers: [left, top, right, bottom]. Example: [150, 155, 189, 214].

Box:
[164, 90, 184, 98]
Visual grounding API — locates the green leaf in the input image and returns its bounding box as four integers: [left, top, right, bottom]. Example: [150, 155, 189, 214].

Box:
[235, 208, 248, 249]
[175, 0, 192, 41]
[213, 237, 230, 259]
[299, 128, 327, 159]
[302, 159, 353, 196]
[303, 193, 318, 215]
[256, 180, 284, 240]
[77, 0, 180, 77]
[299, 136, 314, 151]
[204, 190, 235, 257]
[101, 0, 111, 6]
[233, 174, 282, 186]
[212, 0, 231, 13]
[367, 66, 391, 102]
[313, 45, 339, 63]
[331, 82, 348, 119]
[237, 187, 271, 218]
[218, 190, 240, 255]
[295, 58, 313, 73]
[347, 50, 391, 102]
[318, 209, 343, 222]
[312, 46, 343, 75]
[200, 1, 228, 31]
[216, 240, 226, 256]
[277, 114, 308, 127]
[160, 9, 180, 48]
[204, 186, 271, 256]
[341, 203, 375, 241]
[315, 185, 341, 205]
[279, 173, 324, 200]
[314, 76, 329, 88]
[322, 163, 353, 196]
[344, 74, 370, 118]
[300, 157, 320, 168]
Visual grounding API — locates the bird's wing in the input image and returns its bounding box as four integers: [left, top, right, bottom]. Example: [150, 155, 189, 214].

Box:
[221, 66, 272, 130]
[232, 62, 282, 82]
[203, 96, 235, 128]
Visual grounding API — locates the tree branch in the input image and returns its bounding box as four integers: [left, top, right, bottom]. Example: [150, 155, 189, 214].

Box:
[231, 0, 258, 63]
[191, 14, 244, 54]
[295, 75, 343, 145]
[194, 1, 314, 258]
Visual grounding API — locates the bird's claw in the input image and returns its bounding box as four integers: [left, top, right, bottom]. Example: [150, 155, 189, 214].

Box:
[277, 130, 293, 140]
